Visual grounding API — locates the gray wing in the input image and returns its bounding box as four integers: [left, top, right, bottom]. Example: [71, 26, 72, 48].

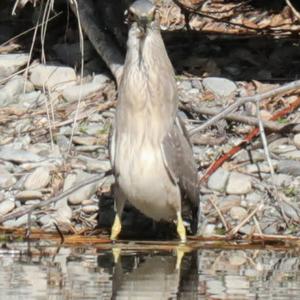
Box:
[161, 116, 199, 209]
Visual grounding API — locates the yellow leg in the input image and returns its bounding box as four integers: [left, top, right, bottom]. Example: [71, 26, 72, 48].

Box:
[110, 214, 122, 241]
[112, 246, 121, 263]
[176, 245, 185, 270]
[176, 211, 186, 243]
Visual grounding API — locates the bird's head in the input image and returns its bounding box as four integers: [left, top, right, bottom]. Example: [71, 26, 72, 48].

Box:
[126, 0, 158, 38]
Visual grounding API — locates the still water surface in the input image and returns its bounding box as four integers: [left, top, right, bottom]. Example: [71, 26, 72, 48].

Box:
[0, 241, 299, 299]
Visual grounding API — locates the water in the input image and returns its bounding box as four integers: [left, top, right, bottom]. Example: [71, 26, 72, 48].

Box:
[0, 241, 300, 299]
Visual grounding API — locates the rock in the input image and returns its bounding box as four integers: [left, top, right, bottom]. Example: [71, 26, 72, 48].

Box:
[202, 77, 237, 98]
[239, 224, 253, 235]
[0, 76, 27, 106]
[72, 136, 97, 146]
[29, 64, 76, 90]
[78, 156, 111, 172]
[0, 200, 15, 215]
[229, 206, 247, 221]
[246, 192, 261, 206]
[277, 160, 300, 176]
[178, 80, 192, 90]
[294, 134, 300, 150]
[3, 215, 36, 228]
[68, 171, 98, 205]
[233, 149, 265, 163]
[0, 192, 4, 202]
[226, 172, 252, 194]
[0, 147, 43, 163]
[271, 174, 293, 187]
[17, 91, 46, 108]
[218, 196, 241, 211]
[24, 167, 51, 190]
[54, 202, 72, 221]
[207, 168, 230, 192]
[15, 190, 43, 201]
[229, 252, 247, 266]
[82, 205, 98, 214]
[0, 167, 16, 189]
[201, 224, 216, 237]
[281, 150, 300, 160]
[62, 74, 109, 102]
[0, 53, 29, 79]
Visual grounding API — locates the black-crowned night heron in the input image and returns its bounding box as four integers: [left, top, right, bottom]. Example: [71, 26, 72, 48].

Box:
[110, 0, 199, 242]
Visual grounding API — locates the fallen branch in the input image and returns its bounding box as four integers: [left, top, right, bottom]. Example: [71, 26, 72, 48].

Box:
[188, 105, 300, 133]
[189, 79, 300, 136]
[200, 96, 300, 182]
[0, 171, 111, 224]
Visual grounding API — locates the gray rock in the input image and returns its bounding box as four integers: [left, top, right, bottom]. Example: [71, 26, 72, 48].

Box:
[226, 172, 252, 194]
[15, 190, 43, 201]
[24, 166, 51, 190]
[281, 150, 300, 160]
[201, 223, 216, 237]
[202, 77, 237, 98]
[39, 214, 55, 227]
[0, 200, 15, 215]
[29, 64, 76, 90]
[62, 74, 109, 102]
[229, 206, 247, 221]
[0, 53, 29, 79]
[54, 202, 72, 221]
[78, 156, 111, 172]
[271, 174, 293, 187]
[226, 172, 252, 195]
[208, 168, 230, 192]
[3, 215, 36, 228]
[246, 192, 261, 206]
[277, 160, 300, 176]
[68, 171, 98, 205]
[0, 147, 43, 163]
[0, 167, 16, 189]
[294, 134, 300, 150]
[72, 136, 97, 146]
[0, 192, 4, 202]
[239, 224, 253, 235]
[17, 91, 46, 108]
[82, 205, 98, 214]
[233, 149, 265, 163]
[229, 252, 247, 266]
[178, 80, 192, 90]
[0, 76, 27, 106]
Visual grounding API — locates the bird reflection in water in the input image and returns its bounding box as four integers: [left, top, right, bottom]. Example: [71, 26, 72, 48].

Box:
[97, 248, 198, 299]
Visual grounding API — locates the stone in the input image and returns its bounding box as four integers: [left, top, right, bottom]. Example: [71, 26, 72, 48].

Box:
[178, 80, 192, 90]
[29, 64, 76, 90]
[294, 134, 300, 150]
[17, 91, 46, 108]
[277, 160, 300, 176]
[0, 76, 27, 106]
[15, 190, 43, 201]
[3, 215, 36, 228]
[24, 167, 51, 190]
[281, 150, 300, 160]
[246, 192, 261, 206]
[0, 53, 29, 79]
[68, 171, 98, 205]
[271, 174, 293, 187]
[72, 136, 97, 146]
[207, 168, 230, 192]
[226, 172, 252, 194]
[0, 192, 4, 202]
[39, 215, 55, 227]
[0, 167, 16, 189]
[229, 252, 247, 266]
[78, 156, 111, 172]
[202, 77, 237, 98]
[0, 147, 43, 163]
[201, 224, 216, 237]
[62, 74, 109, 102]
[82, 205, 98, 214]
[229, 206, 247, 221]
[0, 200, 15, 215]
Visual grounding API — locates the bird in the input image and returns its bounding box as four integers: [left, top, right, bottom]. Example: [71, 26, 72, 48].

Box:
[109, 0, 199, 242]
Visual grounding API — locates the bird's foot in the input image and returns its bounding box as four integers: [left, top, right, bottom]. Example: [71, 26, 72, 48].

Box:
[110, 214, 122, 241]
[112, 246, 121, 263]
[176, 211, 186, 243]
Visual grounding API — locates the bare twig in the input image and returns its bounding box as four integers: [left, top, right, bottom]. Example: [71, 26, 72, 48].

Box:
[189, 79, 300, 136]
[286, 0, 300, 20]
[208, 196, 229, 231]
[0, 172, 111, 224]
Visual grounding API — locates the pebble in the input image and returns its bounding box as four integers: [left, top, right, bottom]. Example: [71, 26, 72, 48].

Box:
[246, 192, 261, 206]
[62, 74, 109, 102]
[0, 53, 29, 79]
[271, 174, 292, 187]
[226, 172, 252, 194]
[294, 134, 300, 149]
[72, 136, 97, 146]
[0, 192, 4, 202]
[78, 156, 111, 172]
[82, 205, 98, 214]
[0, 147, 43, 163]
[29, 64, 77, 90]
[15, 190, 43, 201]
[24, 166, 51, 190]
[0, 167, 16, 189]
[202, 77, 237, 98]
[281, 150, 300, 160]
[277, 160, 300, 176]
[229, 206, 247, 221]
[201, 224, 216, 237]
[3, 215, 36, 228]
[0, 76, 27, 106]
[0, 200, 15, 215]
[68, 171, 98, 205]
[207, 167, 230, 192]
[229, 252, 247, 266]
[39, 215, 55, 227]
